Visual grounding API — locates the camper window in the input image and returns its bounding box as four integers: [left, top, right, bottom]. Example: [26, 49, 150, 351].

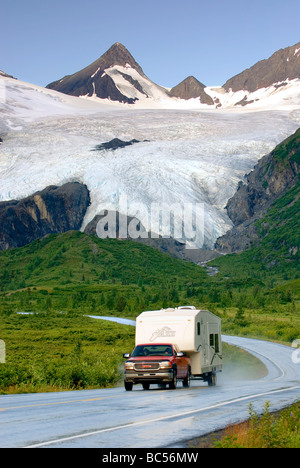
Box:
[210, 334, 220, 352]
[197, 322, 201, 335]
[215, 334, 219, 353]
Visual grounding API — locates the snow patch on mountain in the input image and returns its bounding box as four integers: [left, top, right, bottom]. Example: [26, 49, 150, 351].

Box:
[205, 79, 300, 109]
[103, 65, 169, 102]
[91, 67, 101, 79]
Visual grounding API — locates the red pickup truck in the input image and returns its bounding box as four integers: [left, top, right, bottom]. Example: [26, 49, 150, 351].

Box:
[123, 343, 191, 391]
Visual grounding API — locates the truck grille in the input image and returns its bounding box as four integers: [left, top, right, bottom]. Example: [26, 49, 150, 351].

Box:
[134, 362, 160, 371]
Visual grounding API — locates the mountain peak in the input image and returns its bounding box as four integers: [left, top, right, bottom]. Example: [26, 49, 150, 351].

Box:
[170, 75, 214, 105]
[46, 43, 157, 103]
[97, 42, 144, 74]
[110, 42, 127, 50]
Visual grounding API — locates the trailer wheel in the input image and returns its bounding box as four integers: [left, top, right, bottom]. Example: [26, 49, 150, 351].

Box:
[207, 372, 217, 386]
[183, 367, 191, 388]
[169, 369, 177, 389]
[124, 381, 133, 391]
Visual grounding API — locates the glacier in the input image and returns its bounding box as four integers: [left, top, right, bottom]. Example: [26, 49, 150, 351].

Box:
[1, 76, 300, 249]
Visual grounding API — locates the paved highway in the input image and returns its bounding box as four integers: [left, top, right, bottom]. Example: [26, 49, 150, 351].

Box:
[1, 335, 299, 448]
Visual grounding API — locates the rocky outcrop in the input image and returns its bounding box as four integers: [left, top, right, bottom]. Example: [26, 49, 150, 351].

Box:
[0, 182, 90, 250]
[170, 76, 214, 105]
[215, 128, 300, 252]
[0, 70, 16, 79]
[92, 138, 143, 152]
[223, 41, 300, 93]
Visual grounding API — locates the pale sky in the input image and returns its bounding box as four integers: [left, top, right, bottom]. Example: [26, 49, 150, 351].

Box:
[1, 0, 300, 88]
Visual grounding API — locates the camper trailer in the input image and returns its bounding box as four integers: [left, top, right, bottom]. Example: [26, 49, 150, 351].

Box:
[123, 306, 222, 390]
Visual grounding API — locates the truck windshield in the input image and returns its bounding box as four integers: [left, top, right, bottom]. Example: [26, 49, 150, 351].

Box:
[132, 345, 173, 357]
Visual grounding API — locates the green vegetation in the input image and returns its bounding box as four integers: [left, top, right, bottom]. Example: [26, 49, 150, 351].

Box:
[272, 127, 300, 165]
[214, 400, 300, 448]
[255, 180, 300, 276]
[0, 231, 207, 313]
[0, 311, 135, 394]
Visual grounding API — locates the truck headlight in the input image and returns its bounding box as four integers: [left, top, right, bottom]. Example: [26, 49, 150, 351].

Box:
[125, 362, 135, 370]
[160, 362, 172, 369]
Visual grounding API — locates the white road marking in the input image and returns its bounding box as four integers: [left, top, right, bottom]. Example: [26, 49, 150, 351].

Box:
[24, 385, 300, 448]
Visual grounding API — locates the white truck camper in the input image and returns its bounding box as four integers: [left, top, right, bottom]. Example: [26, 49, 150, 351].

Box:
[135, 306, 222, 385]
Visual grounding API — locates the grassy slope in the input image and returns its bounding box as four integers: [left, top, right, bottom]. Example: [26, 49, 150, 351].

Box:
[271, 127, 300, 165]
[0, 312, 135, 393]
[0, 230, 207, 289]
[0, 231, 208, 319]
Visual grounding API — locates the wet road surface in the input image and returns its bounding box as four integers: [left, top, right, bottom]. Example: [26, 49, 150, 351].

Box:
[1, 335, 299, 448]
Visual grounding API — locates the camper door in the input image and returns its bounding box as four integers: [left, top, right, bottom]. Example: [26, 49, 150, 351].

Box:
[207, 323, 221, 366]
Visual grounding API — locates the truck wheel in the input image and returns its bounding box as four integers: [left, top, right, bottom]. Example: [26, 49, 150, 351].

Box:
[207, 372, 217, 387]
[124, 382, 133, 391]
[142, 383, 150, 390]
[183, 368, 191, 388]
[169, 370, 177, 389]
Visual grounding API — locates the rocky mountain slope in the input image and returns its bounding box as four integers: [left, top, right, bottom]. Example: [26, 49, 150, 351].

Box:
[215, 128, 300, 253]
[169, 76, 214, 105]
[223, 41, 300, 93]
[0, 70, 16, 79]
[0, 183, 90, 250]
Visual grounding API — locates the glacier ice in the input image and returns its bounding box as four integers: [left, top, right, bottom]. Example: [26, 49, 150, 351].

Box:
[1, 77, 300, 249]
